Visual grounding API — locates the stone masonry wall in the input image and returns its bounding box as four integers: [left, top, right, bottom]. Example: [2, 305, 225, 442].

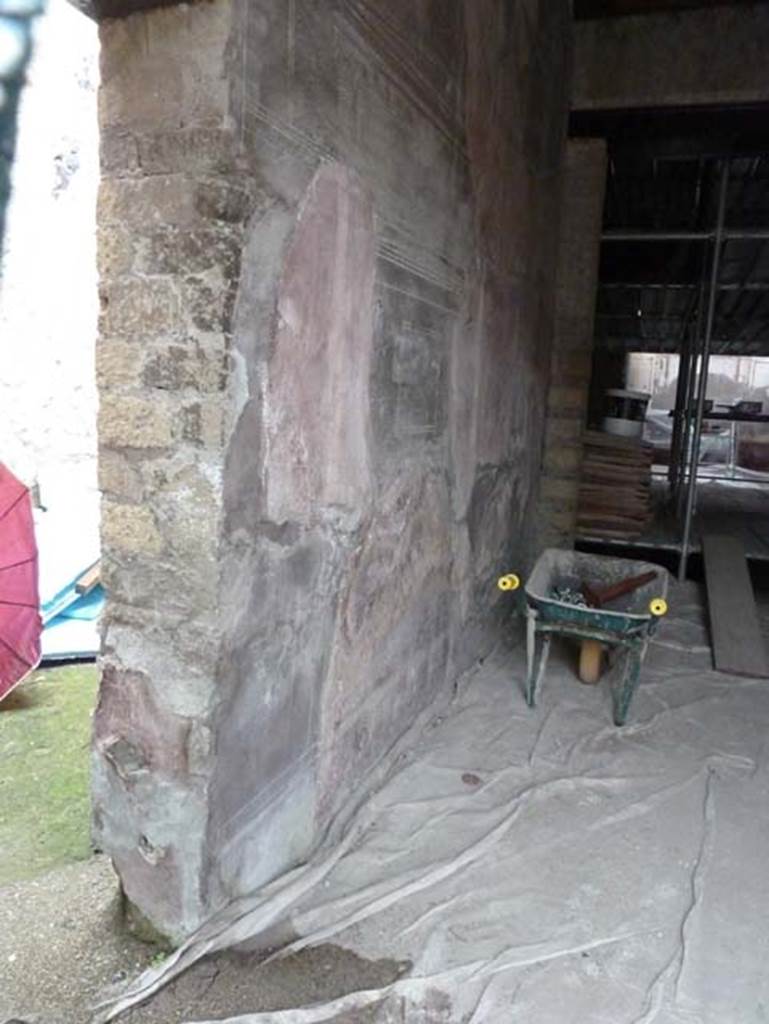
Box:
[574, 3, 769, 111]
[92, 2, 245, 938]
[93, 0, 573, 939]
[538, 139, 607, 551]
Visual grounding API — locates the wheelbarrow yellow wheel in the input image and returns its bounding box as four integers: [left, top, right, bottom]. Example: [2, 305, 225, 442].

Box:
[497, 573, 520, 592]
[649, 597, 668, 617]
[579, 639, 604, 685]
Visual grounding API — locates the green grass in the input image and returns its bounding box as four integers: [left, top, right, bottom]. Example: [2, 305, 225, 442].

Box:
[0, 664, 99, 886]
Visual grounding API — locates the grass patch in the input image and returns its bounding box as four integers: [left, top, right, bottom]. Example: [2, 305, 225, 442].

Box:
[0, 664, 98, 886]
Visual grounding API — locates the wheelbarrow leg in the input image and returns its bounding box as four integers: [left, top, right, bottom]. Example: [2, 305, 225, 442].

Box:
[612, 644, 643, 726]
[525, 613, 551, 708]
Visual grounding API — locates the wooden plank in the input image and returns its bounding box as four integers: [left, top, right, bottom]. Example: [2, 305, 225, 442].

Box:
[75, 560, 101, 595]
[702, 534, 769, 678]
[577, 430, 653, 542]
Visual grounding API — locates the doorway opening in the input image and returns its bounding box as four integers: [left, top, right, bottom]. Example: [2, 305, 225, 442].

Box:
[0, 0, 102, 884]
[572, 109, 769, 580]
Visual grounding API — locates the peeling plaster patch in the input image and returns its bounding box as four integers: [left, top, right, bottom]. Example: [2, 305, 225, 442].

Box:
[94, 665, 193, 781]
[264, 162, 376, 525]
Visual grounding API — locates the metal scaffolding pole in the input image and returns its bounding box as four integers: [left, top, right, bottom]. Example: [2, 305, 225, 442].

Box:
[669, 269, 706, 498]
[600, 282, 769, 291]
[669, 328, 692, 493]
[603, 227, 769, 242]
[676, 264, 709, 518]
[678, 161, 731, 581]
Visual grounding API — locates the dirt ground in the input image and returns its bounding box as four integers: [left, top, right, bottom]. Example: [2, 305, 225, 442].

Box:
[1, 856, 154, 1024]
[0, 854, 408, 1024]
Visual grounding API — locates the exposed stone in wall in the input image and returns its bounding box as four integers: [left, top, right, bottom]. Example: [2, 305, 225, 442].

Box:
[538, 139, 607, 551]
[93, 0, 246, 939]
[574, 3, 769, 110]
[94, 0, 574, 938]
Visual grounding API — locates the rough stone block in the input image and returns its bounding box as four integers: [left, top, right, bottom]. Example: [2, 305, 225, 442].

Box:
[102, 499, 164, 555]
[103, 549, 219, 636]
[137, 128, 237, 176]
[181, 400, 225, 448]
[153, 464, 220, 554]
[194, 179, 253, 225]
[101, 615, 218, 719]
[99, 394, 175, 449]
[98, 225, 136, 279]
[141, 344, 227, 393]
[550, 502, 577, 525]
[98, 177, 199, 230]
[547, 385, 588, 417]
[541, 477, 579, 503]
[96, 340, 144, 391]
[101, 277, 180, 338]
[544, 417, 583, 445]
[100, 128, 140, 176]
[543, 444, 582, 478]
[139, 226, 241, 278]
[180, 276, 231, 334]
[98, 449, 143, 501]
[98, 1, 231, 133]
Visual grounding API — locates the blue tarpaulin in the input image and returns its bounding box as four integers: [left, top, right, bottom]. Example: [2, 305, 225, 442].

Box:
[41, 578, 103, 661]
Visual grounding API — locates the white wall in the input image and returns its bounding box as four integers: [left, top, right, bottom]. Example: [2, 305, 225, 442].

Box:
[0, 0, 99, 513]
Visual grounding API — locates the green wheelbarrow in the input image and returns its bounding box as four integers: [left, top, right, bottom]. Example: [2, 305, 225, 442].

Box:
[498, 548, 669, 726]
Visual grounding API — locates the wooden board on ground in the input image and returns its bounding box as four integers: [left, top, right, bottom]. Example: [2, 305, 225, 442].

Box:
[702, 533, 769, 678]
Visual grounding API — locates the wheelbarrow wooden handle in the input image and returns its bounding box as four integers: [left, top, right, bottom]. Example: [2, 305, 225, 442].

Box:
[582, 570, 658, 609]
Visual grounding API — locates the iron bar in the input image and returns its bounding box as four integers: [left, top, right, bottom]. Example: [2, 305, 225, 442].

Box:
[603, 228, 769, 242]
[599, 282, 769, 291]
[669, 279, 704, 498]
[677, 265, 708, 519]
[679, 160, 731, 581]
[669, 332, 692, 492]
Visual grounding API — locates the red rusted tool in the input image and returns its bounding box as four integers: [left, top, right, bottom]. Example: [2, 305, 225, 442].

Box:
[582, 570, 658, 609]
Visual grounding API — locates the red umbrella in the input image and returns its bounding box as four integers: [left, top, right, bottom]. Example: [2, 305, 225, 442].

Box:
[0, 462, 41, 703]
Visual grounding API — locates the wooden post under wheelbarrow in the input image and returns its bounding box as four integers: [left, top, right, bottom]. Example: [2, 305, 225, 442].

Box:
[577, 570, 659, 685]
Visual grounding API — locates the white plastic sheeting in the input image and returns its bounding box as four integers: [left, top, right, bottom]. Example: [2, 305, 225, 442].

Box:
[102, 582, 769, 1023]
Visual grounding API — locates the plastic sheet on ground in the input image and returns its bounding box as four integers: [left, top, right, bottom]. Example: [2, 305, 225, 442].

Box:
[101, 581, 769, 1023]
[35, 471, 102, 661]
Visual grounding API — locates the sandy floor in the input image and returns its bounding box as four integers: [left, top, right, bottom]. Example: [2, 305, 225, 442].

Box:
[0, 856, 154, 1024]
[6, 582, 769, 1023]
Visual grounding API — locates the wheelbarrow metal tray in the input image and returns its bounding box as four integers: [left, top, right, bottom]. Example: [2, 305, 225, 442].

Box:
[526, 548, 669, 638]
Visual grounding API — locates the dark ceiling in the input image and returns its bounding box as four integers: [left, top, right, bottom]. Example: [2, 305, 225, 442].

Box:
[574, 0, 761, 18]
[572, 107, 769, 355]
[66, 0, 187, 20]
